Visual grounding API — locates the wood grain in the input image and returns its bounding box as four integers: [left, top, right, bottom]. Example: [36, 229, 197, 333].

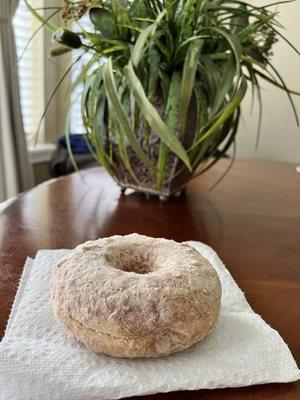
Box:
[0, 160, 299, 399]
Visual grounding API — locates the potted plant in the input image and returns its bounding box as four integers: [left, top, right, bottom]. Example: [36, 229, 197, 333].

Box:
[26, 0, 299, 200]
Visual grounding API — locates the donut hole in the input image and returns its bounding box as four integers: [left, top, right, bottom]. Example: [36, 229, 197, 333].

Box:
[105, 245, 155, 274]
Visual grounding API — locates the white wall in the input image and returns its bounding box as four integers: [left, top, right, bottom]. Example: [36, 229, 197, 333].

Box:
[236, 0, 300, 163]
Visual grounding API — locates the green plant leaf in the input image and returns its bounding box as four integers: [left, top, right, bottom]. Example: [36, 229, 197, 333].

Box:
[194, 107, 240, 176]
[103, 58, 153, 168]
[267, 60, 299, 125]
[190, 82, 209, 163]
[204, 27, 242, 79]
[35, 53, 86, 143]
[148, 46, 160, 101]
[157, 71, 181, 188]
[107, 93, 139, 184]
[131, 10, 166, 67]
[67, 55, 97, 100]
[249, 66, 300, 95]
[89, 7, 116, 38]
[50, 46, 72, 57]
[230, 4, 249, 34]
[102, 45, 127, 55]
[24, 0, 58, 32]
[211, 56, 236, 115]
[190, 77, 247, 149]
[178, 39, 203, 135]
[19, 9, 60, 62]
[92, 92, 117, 177]
[124, 61, 192, 171]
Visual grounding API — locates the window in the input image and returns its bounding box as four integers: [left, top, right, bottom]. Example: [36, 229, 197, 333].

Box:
[70, 49, 92, 135]
[13, 0, 45, 144]
[14, 2, 93, 140]
[70, 14, 95, 135]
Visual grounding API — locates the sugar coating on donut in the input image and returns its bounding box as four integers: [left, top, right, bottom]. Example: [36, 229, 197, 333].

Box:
[52, 234, 222, 358]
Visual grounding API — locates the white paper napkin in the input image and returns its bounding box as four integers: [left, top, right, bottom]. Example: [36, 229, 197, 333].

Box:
[0, 242, 299, 400]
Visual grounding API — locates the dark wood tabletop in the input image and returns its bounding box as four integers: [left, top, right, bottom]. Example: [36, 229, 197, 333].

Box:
[0, 160, 299, 399]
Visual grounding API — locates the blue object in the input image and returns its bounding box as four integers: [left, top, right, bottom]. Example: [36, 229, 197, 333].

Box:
[59, 134, 91, 154]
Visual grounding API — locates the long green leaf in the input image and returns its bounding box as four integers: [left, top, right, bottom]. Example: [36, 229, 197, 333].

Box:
[24, 0, 58, 32]
[107, 94, 139, 184]
[18, 9, 60, 62]
[67, 53, 96, 101]
[211, 56, 236, 115]
[267, 60, 299, 125]
[178, 39, 203, 135]
[124, 61, 192, 171]
[248, 65, 300, 96]
[157, 71, 181, 188]
[35, 53, 86, 143]
[93, 91, 121, 181]
[131, 10, 166, 67]
[194, 107, 240, 176]
[103, 58, 153, 168]
[190, 77, 247, 148]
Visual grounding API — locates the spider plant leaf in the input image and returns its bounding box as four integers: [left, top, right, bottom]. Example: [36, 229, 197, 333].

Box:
[250, 72, 263, 149]
[211, 56, 236, 116]
[67, 55, 97, 100]
[81, 73, 97, 128]
[53, 29, 82, 49]
[238, 14, 275, 43]
[19, 9, 60, 62]
[81, 32, 120, 46]
[268, 24, 300, 56]
[165, 0, 181, 20]
[117, 24, 142, 33]
[89, 7, 116, 38]
[194, 109, 240, 175]
[198, 57, 220, 107]
[91, 65, 104, 95]
[102, 45, 127, 55]
[148, 46, 160, 101]
[228, 0, 293, 9]
[267, 60, 299, 125]
[158, 69, 171, 104]
[89, 84, 109, 168]
[205, 27, 242, 76]
[230, 4, 249, 34]
[202, 111, 236, 164]
[107, 1, 132, 40]
[24, 0, 58, 32]
[190, 82, 209, 162]
[209, 140, 236, 191]
[86, 82, 96, 120]
[131, 10, 166, 67]
[191, 77, 247, 148]
[103, 58, 153, 168]
[157, 71, 181, 188]
[248, 67, 300, 95]
[50, 46, 72, 57]
[178, 39, 203, 136]
[124, 61, 192, 171]
[107, 95, 139, 184]
[35, 53, 86, 143]
[178, 0, 201, 44]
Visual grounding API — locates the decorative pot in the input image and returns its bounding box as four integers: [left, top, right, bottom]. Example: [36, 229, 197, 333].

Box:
[99, 91, 198, 200]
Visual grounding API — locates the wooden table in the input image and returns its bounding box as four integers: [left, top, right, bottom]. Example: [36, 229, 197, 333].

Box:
[0, 160, 299, 399]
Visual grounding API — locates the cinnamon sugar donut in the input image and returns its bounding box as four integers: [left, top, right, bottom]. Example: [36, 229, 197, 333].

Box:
[52, 234, 221, 358]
